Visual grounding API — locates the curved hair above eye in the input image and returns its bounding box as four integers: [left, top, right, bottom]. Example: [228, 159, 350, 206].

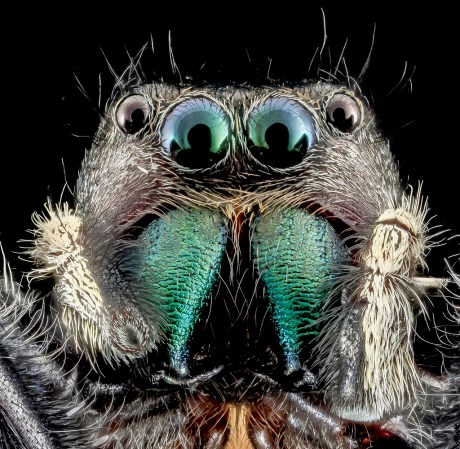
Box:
[326, 93, 361, 133]
[247, 97, 316, 168]
[161, 97, 230, 169]
[115, 94, 151, 134]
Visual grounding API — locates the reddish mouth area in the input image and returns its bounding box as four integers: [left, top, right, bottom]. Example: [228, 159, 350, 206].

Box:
[304, 201, 354, 238]
[347, 423, 411, 449]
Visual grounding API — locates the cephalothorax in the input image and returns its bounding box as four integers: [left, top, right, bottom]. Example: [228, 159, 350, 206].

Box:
[0, 78, 459, 448]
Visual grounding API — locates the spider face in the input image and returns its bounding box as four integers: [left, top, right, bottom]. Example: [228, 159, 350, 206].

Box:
[0, 81, 459, 449]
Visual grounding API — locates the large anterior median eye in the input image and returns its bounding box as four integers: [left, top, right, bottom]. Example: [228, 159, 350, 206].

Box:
[161, 97, 230, 169]
[248, 97, 316, 168]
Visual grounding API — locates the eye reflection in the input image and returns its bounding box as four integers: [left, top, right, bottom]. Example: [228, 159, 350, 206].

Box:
[247, 97, 316, 168]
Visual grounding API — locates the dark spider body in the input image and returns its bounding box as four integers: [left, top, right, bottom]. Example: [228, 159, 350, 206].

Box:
[0, 75, 459, 449]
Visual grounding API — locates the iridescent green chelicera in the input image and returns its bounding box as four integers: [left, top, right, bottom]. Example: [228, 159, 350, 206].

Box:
[253, 208, 347, 374]
[137, 207, 228, 375]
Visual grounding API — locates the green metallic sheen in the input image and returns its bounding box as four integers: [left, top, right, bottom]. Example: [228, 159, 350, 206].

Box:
[137, 207, 227, 375]
[253, 208, 347, 374]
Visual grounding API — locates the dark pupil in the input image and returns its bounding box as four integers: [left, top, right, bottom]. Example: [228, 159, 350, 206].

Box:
[171, 124, 225, 169]
[251, 122, 307, 168]
[331, 108, 354, 132]
[265, 122, 289, 151]
[188, 123, 212, 151]
[127, 108, 145, 133]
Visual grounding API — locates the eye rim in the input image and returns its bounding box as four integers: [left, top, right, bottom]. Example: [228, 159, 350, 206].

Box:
[245, 94, 317, 169]
[159, 95, 232, 170]
[114, 93, 152, 135]
[325, 92, 363, 133]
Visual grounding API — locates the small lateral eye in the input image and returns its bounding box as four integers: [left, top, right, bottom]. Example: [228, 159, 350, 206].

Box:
[116, 94, 151, 134]
[247, 97, 316, 168]
[326, 93, 361, 133]
[161, 97, 230, 169]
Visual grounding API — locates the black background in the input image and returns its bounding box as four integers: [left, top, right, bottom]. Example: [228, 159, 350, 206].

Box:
[1, 5, 458, 276]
